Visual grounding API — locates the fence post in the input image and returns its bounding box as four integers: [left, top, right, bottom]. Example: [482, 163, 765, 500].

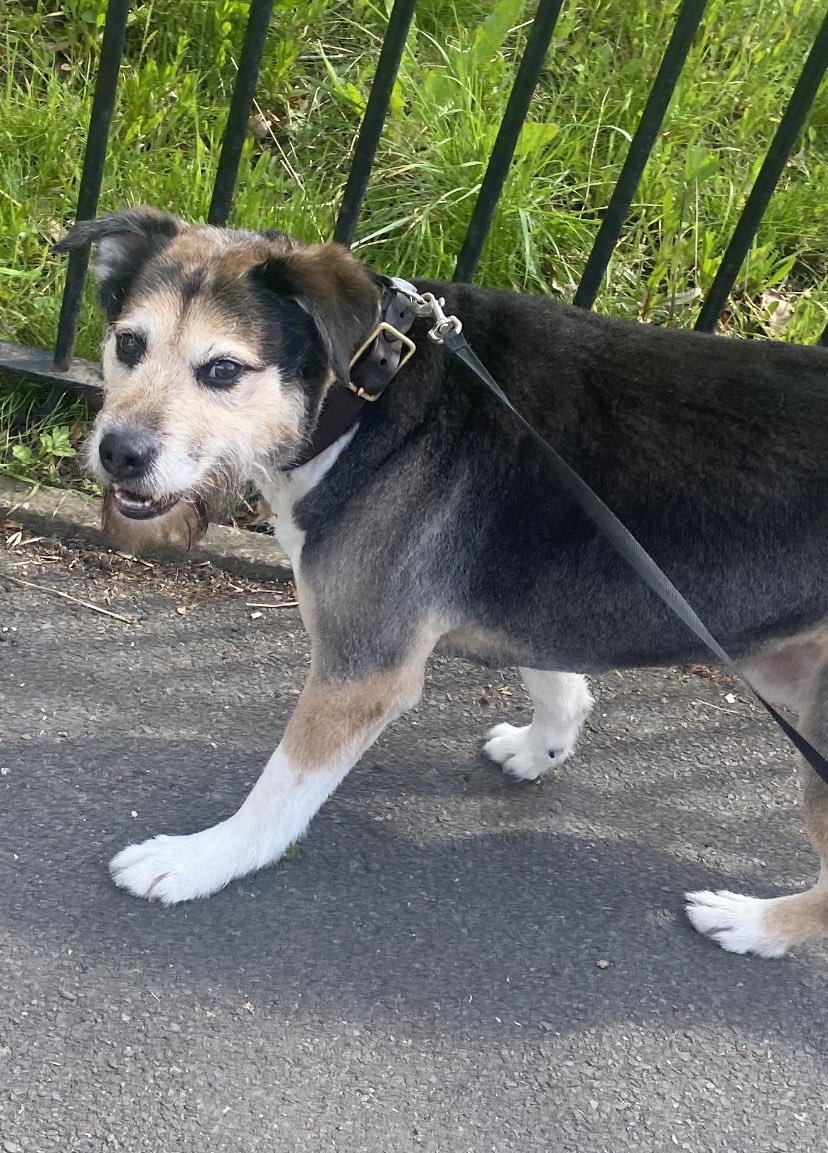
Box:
[52, 0, 131, 370]
[695, 9, 828, 332]
[333, 0, 417, 247]
[207, 0, 276, 226]
[572, 0, 708, 310]
[453, 0, 565, 283]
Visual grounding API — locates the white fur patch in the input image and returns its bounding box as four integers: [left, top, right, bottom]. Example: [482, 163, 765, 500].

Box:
[685, 889, 789, 958]
[262, 427, 356, 570]
[484, 723, 560, 780]
[110, 748, 345, 904]
[484, 670, 593, 780]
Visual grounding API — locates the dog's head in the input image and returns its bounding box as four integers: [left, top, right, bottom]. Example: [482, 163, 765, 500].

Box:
[54, 207, 381, 550]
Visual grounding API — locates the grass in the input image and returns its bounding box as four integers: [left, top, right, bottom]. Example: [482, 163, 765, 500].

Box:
[0, 382, 87, 487]
[1, 0, 827, 484]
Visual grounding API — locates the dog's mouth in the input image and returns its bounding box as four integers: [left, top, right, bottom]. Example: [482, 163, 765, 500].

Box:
[112, 486, 181, 520]
[102, 485, 210, 551]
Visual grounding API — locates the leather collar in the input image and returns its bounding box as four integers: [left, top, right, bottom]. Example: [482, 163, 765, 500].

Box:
[289, 278, 418, 469]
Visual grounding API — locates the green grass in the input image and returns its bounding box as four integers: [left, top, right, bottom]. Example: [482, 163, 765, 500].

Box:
[1, 0, 827, 483]
[0, 382, 87, 486]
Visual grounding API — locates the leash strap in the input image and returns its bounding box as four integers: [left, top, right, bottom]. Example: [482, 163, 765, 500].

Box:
[441, 326, 828, 786]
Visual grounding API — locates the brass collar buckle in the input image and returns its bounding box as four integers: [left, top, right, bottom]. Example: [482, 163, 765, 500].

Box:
[347, 321, 417, 402]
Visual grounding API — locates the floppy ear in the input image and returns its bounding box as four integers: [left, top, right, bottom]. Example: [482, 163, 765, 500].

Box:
[255, 242, 381, 383]
[53, 206, 182, 320]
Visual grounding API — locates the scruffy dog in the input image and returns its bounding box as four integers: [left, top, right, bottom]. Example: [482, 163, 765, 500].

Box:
[56, 208, 828, 957]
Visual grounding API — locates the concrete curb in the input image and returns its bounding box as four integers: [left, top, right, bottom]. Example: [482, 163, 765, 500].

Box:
[0, 476, 292, 581]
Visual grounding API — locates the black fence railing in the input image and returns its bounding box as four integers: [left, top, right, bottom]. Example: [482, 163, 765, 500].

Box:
[1, 0, 827, 398]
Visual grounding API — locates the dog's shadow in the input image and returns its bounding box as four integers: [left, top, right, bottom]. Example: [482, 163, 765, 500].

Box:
[3, 726, 824, 1051]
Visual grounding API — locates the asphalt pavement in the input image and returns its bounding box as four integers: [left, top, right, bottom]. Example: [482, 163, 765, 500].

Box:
[0, 531, 825, 1152]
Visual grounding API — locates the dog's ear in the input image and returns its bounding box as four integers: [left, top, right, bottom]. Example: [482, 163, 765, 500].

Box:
[53, 206, 182, 320]
[254, 242, 380, 383]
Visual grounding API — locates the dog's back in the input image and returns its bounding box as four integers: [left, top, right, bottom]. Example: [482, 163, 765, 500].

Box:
[302, 282, 828, 672]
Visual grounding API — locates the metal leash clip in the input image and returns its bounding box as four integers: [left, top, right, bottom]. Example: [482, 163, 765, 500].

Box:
[416, 293, 463, 344]
[385, 278, 463, 344]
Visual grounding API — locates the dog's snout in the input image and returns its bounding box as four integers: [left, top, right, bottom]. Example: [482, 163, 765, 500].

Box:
[99, 430, 159, 482]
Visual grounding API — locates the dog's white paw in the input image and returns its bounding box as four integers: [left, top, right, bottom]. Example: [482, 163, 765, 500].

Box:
[110, 819, 256, 905]
[483, 722, 574, 781]
[685, 889, 789, 958]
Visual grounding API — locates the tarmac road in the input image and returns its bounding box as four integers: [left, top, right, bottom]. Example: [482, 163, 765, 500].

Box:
[0, 538, 825, 1152]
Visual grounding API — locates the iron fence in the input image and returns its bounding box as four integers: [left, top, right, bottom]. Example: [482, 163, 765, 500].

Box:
[1, 0, 827, 399]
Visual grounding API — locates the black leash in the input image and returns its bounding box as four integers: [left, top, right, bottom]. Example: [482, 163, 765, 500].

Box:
[440, 324, 828, 787]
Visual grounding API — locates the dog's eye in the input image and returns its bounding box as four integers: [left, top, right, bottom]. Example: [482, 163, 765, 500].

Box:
[115, 331, 146, 365]
[199, 359, 245, 388]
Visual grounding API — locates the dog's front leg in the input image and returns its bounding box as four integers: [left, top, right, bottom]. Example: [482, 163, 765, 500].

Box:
[110, 660, 425, 904]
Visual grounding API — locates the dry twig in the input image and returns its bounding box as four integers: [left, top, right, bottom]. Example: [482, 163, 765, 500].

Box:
[244, 600, 299, 609]
[1, 572, 136, 624]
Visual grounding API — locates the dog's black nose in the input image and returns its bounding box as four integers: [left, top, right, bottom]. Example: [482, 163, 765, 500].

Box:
[99, 430, 158, 482]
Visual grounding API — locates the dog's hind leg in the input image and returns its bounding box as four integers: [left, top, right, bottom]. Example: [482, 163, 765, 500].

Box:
[109, 656, 427, 904]
[687, 655, 828, 958]
[484, 669, 593, 781]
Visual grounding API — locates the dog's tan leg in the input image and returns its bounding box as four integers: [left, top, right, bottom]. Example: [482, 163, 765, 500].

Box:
[687, 657, 828, 957]
[109, 660, 426, 904]
[484, 670, 593, 780]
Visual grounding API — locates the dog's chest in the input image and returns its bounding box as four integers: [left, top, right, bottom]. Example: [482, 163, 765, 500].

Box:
[270, 494, 305, 565]
[261, 429, 356, 570]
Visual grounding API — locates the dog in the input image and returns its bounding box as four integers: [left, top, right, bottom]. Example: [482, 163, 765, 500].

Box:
[54, 207, 828, 957]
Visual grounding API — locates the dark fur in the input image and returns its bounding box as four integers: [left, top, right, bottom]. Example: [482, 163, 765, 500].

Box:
[290, 280, 828, 677]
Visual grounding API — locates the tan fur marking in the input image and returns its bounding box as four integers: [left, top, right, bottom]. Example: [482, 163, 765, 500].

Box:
[436, 623, 522, 667]
[763, 882, 828, 948]
[759, 649, 828, 950]
[283, 243, 376, 316]
[742, 625, 828, 713]
[294, 578, 316, 637]
[152, 225, 292, 273]
[283, 615, 447, 773]
[282, 664, 425, 773]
